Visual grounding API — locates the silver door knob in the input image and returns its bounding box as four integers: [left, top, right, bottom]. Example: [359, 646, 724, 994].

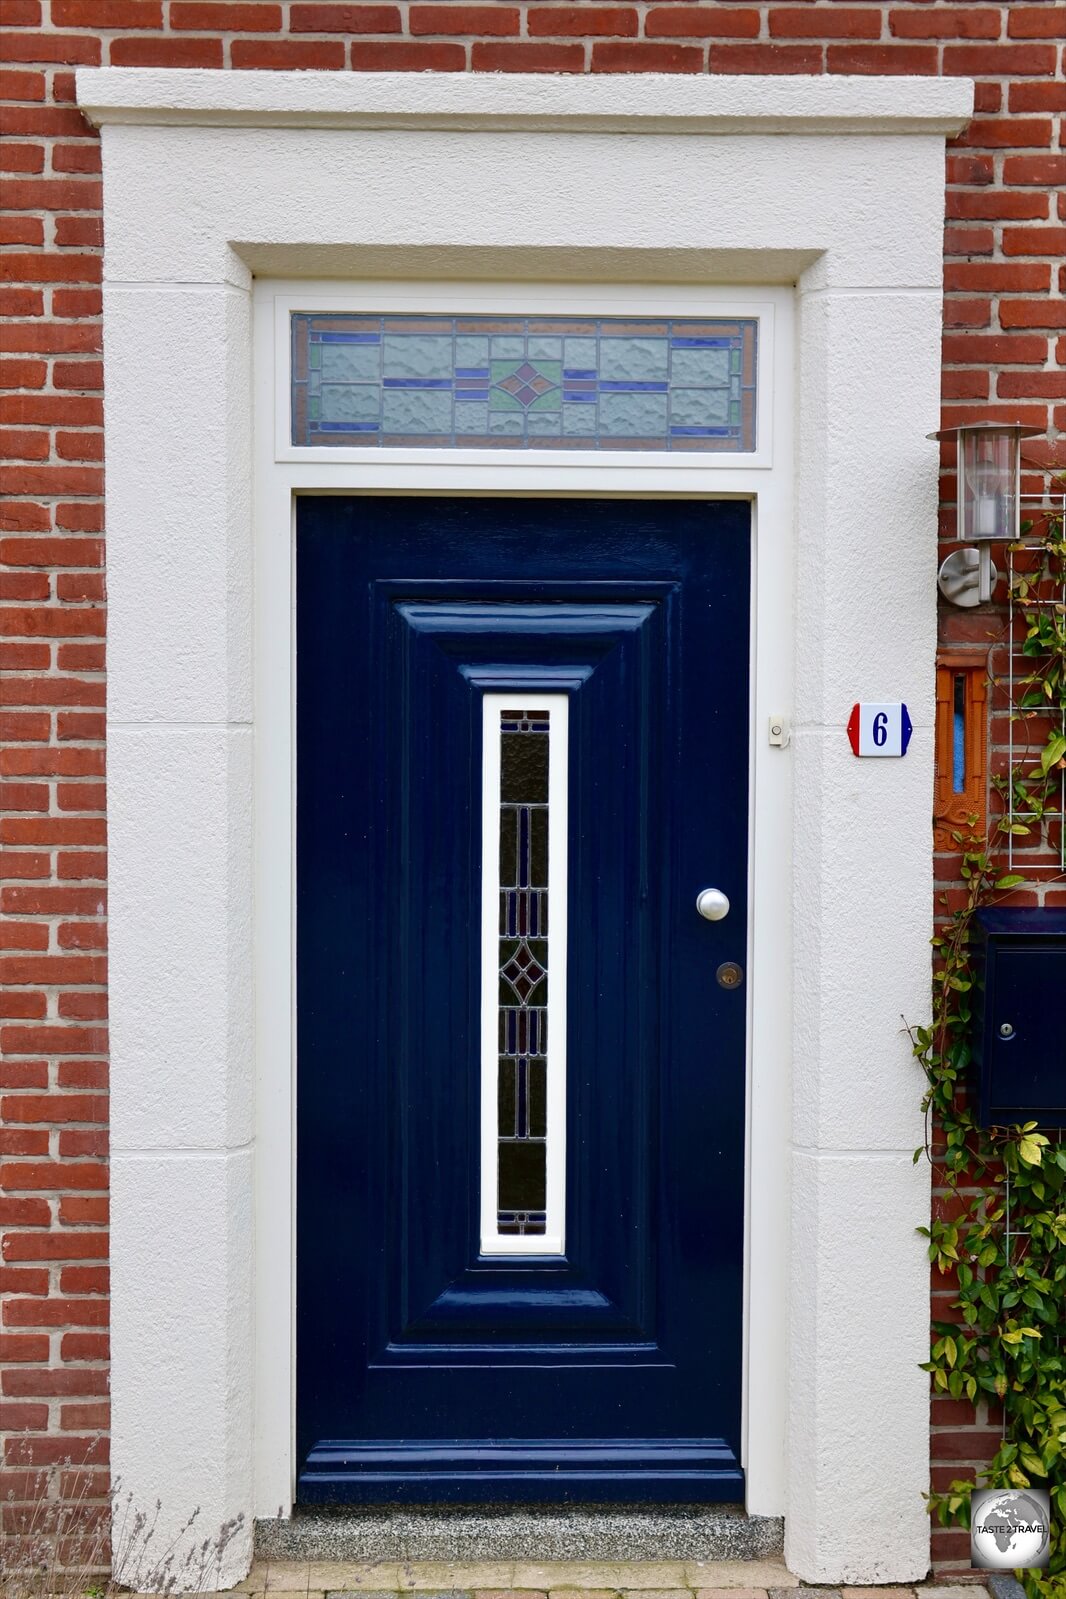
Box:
[696, 888, 730, 921]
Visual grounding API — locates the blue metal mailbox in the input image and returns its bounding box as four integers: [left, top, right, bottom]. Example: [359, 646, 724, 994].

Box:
[973, 908, 1066, 1129]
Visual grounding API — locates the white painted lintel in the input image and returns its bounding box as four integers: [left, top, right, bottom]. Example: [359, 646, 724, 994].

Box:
[77, 67, 973, 136]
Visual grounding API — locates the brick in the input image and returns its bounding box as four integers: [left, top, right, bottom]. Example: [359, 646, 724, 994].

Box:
[54, 216, 104, 247]
[828, 42, 939, 72]
[0, 68, 45, 98]
[54, 365, 103, 395]
[56, 781, 106, 810]
[0, 429, 49, 460]
[2, 887, 105, 918]
[771, 7, 880, 37]
[1008, 6, 1066, 36]
[0, 359, 47, 388]
[0, 1404, 50, 1431]
[0, 712, 50, 741]
[943, 332, 1048, 363]
[57, 851, 108, 879]
[0, 782, 49, 811]
[1002, 224, 1066, 255]
[6, 1432, 108, 1464]
[930, 1428, 1001, 1461]
[5, 1297, 109, 1328]
[57, 572, 105, 602]
[646, 6, 758, 37]
[58, 1194, 108, 1222]
[2, 391, 103, 423]
[0, 219, 44, 246]
[998, 370, 1066, 399]
[0, 106, 94, 136]
[52, 0, 162, 22]
[947, 152, 995, 185]
[0, 32, 102, 64]
[55, 432, 104, 462]
[58, 998, 108, 1025]
[0, 505, 51, 538]
[51, 144, 102, 174]
[1, 537, 103, 567]
[708, 41, 822, 70]
[52, 288, 103, 317]
[0, 1, 41, 23]
[0, 917, 50, 943]
[59, 1402, 109, 1430]
[2, 253, 101, 285]
[1, 466, 103, 498]
[955, 116, 1052, 148]
[0, 1162, 107, 1195]
[57, 924, 107, 953]
[0, 863, 48, 889]
[0, 1194, 50, 1225]
[1000, 299, 1066, 329]
[59, 1266, 108, 1293]
[0, 1027, 107, 1059]
[0, 956, 106, 985]
[0, 1267, 49, 1295]
[0, 573, 49, 600]
[0, 1334, 49, 1362]
[0, 287, 46, 316]
[1004, 155, 1066, 187]
[231, 37, 346, 65]
[1, 606, 105, 638]
[59, 1334, 109, 1363]
[350, 39, 468, 66]
[0, 144, 45, 173]
[890, 7, 1001, 39]
[591, 39, 705, 70]
[943, 42, 1058, 74]
[2, 676, 105, 708]
[413, 5, 522, 34]
[944, 262, 1051, 292]
[56, 503, 105, 529]
[109, 34, 223, 63]
[0, 1127, 49, 1153]
[57, 643, 105, 670]
[290, 3, 400, 28]
[947, 189, 1048, 221]
[4, 1369, 108, 1396]
[57, 710, 106, 737]
[0, 643, 50, 672]
[3, 1095, 108, 1124]
[3, 324, 101, 354]
[170, 0, 281, 25]
[1009, 80, 1066, 112]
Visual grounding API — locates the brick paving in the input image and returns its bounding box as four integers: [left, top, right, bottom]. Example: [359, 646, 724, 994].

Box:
[153, 1561, 993, 1599]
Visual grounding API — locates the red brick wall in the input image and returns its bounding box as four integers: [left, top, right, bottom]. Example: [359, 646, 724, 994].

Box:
[1, 0, 1063, 1575]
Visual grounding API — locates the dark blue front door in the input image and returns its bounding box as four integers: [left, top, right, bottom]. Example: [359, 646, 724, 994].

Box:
[296, 496, 750, 1503]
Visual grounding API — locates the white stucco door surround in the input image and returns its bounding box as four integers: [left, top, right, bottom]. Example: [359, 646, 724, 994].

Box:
[76, 67, 972, 1592]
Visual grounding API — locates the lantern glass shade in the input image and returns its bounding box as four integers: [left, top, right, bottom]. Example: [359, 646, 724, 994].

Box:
[958, 426, 1017, 542]
[930, 423, 1042, 543]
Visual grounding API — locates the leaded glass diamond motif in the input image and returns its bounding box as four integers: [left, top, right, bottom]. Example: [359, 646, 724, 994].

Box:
[291, 314, 758, 452]
[496, 709, 550, 1237]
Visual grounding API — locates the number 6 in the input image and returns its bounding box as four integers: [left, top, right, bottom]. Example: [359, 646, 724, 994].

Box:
[872, 712, 888, 747]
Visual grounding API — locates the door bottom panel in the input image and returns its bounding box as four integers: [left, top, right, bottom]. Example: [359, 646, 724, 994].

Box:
[299, 1439, 744, 1504]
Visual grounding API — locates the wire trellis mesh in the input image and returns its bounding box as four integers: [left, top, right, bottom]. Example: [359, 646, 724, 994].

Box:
[997, 489, 1066, 875]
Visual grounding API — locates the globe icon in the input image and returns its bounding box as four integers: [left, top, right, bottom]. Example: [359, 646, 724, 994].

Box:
[972, 1490, 1050, 1570]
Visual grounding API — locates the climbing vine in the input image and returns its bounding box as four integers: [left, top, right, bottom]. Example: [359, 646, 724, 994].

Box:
[912, 494, 1066, 1596]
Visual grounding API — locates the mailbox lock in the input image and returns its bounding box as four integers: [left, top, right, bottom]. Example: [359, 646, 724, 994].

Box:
[998, 1021, 1016, 1041]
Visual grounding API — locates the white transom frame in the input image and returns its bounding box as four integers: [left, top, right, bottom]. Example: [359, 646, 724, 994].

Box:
[253, 277, 794, 1524]
[80, 68, 971, 1588]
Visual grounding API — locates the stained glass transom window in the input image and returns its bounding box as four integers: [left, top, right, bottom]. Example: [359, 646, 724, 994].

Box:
[496, 709, 550, 1237]
[290, 313, 758, 452]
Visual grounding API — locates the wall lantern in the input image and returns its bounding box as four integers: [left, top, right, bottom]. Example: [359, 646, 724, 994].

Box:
[931, 423, 1043, 608]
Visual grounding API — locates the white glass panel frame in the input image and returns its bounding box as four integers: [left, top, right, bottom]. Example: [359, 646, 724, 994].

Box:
[480, 692, 569, 1256]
